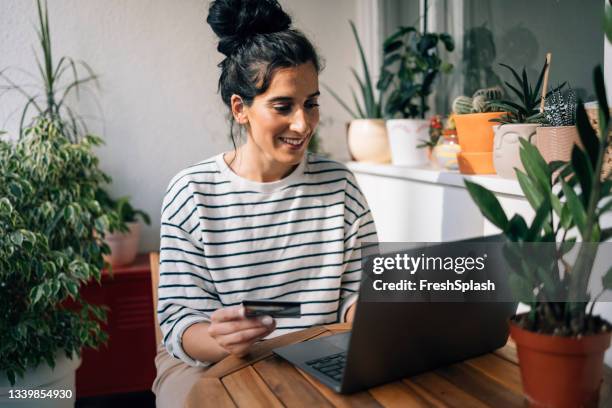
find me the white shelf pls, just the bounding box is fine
[345,161,524,197]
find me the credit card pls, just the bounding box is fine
[242,300,301,318]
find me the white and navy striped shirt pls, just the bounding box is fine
[157,152,378,366]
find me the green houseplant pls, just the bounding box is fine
[534,87,582,168]
[488,60,565,179]
[325,21,389,163]
[0,0,98,142]
[0,118,110,392]
[95,189,151,266]
[0,0,118,397]
[465,66,612,407]
[378,26,454,166]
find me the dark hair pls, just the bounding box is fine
[206,0,322,148]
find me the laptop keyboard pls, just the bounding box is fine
[305,352,346,382]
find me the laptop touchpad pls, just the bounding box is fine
[323,332,351,350]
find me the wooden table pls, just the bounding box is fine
[185,322,612,407]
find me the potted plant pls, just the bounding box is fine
[95,189,151,266]
[489,60,564,179]
[0,1,115,401]
[377,26,454,166]
[465,66,612,408]
[325,21,389,163]
[0,118,110,403]
[451,86,506,174]
[534,87,581,166]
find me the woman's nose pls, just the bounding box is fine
[289,108,311,136]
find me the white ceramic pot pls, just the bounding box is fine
[0,352,80,407]
[103,221,141,266]
[347,119,391,163]
[493,123,540,179]
[386,119,430,166]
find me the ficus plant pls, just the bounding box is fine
[0,118,112,385]
[465,66,612,336]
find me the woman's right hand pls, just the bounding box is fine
[207,305,276,358]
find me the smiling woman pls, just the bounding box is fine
[151,1,378,407]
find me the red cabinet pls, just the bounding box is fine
[76,254,157,397]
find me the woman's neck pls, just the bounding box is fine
[224,144,299,182]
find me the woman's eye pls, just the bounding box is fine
[273,105,292,113]
[306,102,320,109]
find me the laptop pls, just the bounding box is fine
[273,235,516,394]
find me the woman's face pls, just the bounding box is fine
[236,62,320,167]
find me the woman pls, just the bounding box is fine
[152,0,377,406]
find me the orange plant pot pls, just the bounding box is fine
[454,112,507,152]
[510,321,611,408]
[457,152,496,174]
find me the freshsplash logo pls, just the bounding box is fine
[371,253,488,275]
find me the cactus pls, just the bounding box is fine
[452,96,474,114]
[452,86,504,115]
[473,86,503,101]
[472,95,489,113]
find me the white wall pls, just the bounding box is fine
[0,0,357,252]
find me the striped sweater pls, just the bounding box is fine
[157,152,378,366]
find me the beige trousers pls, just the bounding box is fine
[151,343,208,408]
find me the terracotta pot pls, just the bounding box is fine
[386,118,429,166]
[534,126,581,164]
[454,112,507,152]
[457,151,496,174]
[493,123,540,179]
[510,320,611,408]
[103,222,141,266]
[347,119,391,163]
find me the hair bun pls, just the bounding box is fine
[207,0,292,56]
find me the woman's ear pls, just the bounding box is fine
[230,94,248,125]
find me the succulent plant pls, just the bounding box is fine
[489,59,565,125]
[451,86,504,114]
[473,86,503,101]
[452,96,474,114]
[543,87,577,127]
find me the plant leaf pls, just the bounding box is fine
[515,169,544,209]
[465,180,509,231]
[561,179,587,234]
[519,138,551,195]
[576,101,600,167]
[571,144,593,207]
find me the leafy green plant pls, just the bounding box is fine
[0,0,99,142]
[489,60,565,124]
[465,66,612,336]
[95,189,151,234]
[0,118,112,385]
[377,27,454,119]
[323,21,382,119]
